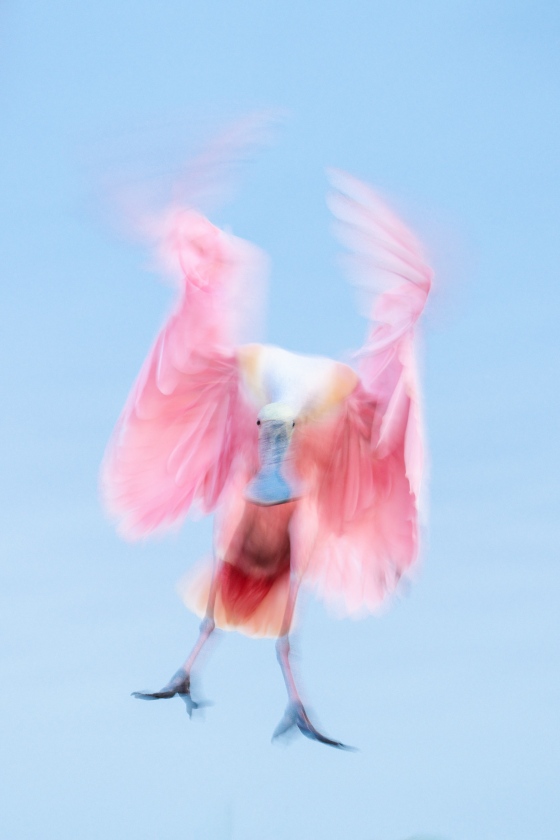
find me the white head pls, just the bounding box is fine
[257,402,297,427]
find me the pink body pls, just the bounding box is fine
[102,172,432,637]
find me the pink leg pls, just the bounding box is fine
[273,575,353,750]
[132,562,221,716]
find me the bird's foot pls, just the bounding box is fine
[272,701,355,750]
[132,669,210,718]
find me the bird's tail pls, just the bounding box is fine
[178,558,291,639]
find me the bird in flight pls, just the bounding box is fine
[101,167,432,749]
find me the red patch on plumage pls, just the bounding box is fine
[218,563,277,622]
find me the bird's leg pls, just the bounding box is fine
[272,575,353,750]
[132,561,220,716]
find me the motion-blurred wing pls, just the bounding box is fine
[297,173,432,613]
[101,209,264,538]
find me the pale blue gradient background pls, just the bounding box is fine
[1,2,559,839]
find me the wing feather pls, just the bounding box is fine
[298,173,432,614]
[101,209,263,538]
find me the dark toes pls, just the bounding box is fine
[132,668,190,701]
[273,702,355,751]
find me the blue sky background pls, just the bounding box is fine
[1,2,559,838]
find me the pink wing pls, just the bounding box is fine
[295,173,432,614]
[101,208,263,538]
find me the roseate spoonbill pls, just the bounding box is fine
[101,170,432,748]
